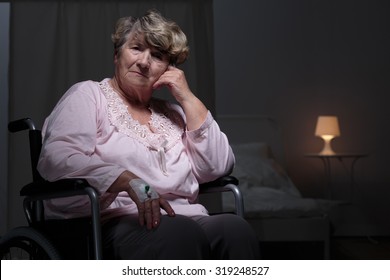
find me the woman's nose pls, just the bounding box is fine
[137,50,151,68]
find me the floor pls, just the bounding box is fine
[330,236,390,260]
[260,236,390,260]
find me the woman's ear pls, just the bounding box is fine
[113,54,118,64]
[113,49,120,63]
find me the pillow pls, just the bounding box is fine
[231,142,271,159]
[224,142,337,218]
[231,142,301,197]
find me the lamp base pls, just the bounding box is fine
[319,137,336,155]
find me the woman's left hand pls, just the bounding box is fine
[137,197,175,230]
[153,65,208,130]
[153,65,193,104]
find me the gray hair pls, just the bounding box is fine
[111,10,189,65]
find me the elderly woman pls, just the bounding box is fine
[38,10,259,259]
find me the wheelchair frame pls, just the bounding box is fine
[1,118,243,260]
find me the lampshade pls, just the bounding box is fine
[315,116,340,137]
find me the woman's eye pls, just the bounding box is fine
[152,52,163,60]
[129,44,142,52]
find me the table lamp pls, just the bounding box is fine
[315,115,340,155]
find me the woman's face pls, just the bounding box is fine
[114,31,169,100]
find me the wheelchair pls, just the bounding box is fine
[1,118,243,260]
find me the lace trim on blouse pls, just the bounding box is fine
[98,80,184,175]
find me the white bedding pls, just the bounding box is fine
[222,142,338,218]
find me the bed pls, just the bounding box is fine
[217,115,339,259]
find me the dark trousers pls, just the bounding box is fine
[102,213,259,259]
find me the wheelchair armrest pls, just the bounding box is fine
[199,175,238,189]
[199,176,244,218]
[20,178,103,259]
[20,178,93,198]
[20,179,100,213]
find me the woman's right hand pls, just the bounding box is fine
[126,186,175,230]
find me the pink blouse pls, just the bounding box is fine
[37,79,234,221]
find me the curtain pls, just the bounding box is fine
[7,0,215,230]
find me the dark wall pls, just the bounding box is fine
[1,0,389,236]
[214,0,390,235]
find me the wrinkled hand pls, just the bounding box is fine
[153,65,194,104]
[127,187,175,230]
[153,65,208,130]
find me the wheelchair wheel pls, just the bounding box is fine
[0,226,61,260]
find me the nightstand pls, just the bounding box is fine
[305,153,368,200]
